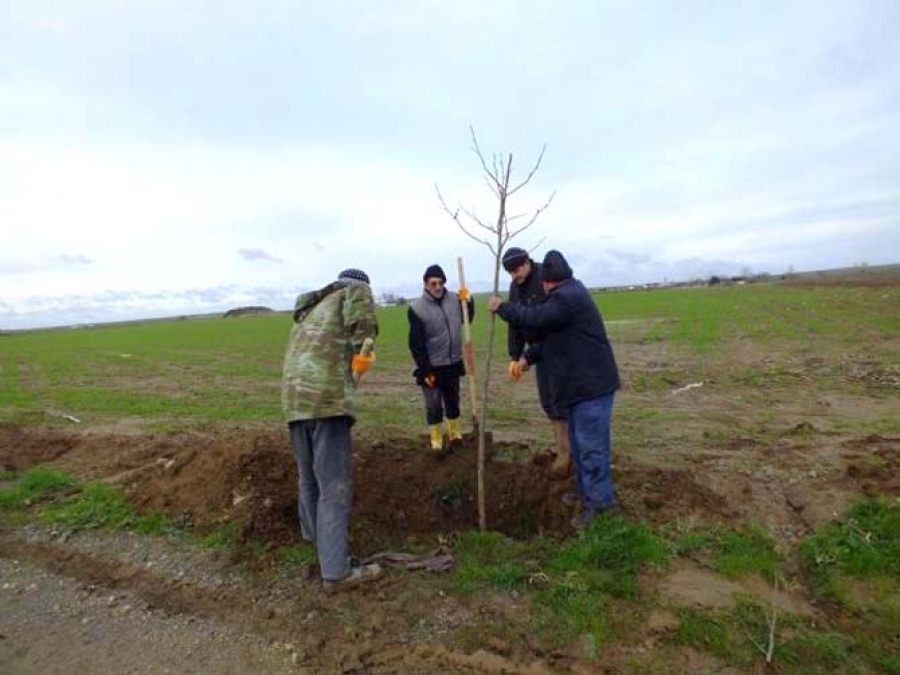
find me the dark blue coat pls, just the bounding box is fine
[497,278,619,409]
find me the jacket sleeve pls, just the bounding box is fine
[407,306,431,374]
[497,292,571,333]
[523,341,542,364]
[505,283,525,359]
[342,283,379,351]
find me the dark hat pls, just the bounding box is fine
[337,268,370,284]
[541,250,573,282]
[423,264,446,282]
[502,247,529,272]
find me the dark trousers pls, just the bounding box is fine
[568,393,616,510]
[422,376,461,425]
[288,416,353,582]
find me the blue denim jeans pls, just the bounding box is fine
[567,393,615,510]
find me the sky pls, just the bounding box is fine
[2,1,898,330]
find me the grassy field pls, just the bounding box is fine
[2,281,897,435]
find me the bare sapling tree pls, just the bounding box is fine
[436,126,554,530]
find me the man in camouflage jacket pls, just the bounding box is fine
[281,268,379,588]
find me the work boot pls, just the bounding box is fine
[549,419,571,477]
[571,509,597,529]
[446,418,463,447]
[428,424,444,452]
[321,563,383,594]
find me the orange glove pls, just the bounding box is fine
[508,360,523,382]
[352,352,376,376]
[458,287,470,302]
[424,373,437,388]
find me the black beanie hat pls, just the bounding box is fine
[337,268,370,284]
[541,250,573,282]
[423,264,446,283]
[502,247,529,272]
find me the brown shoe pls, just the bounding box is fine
[321,563,383,594]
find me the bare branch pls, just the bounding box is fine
[508,190,555,239]
[469,126,501,194]
[459,204,495,234]
[508,143,547,196]
[435,183,492,248]
[528,236,546,254]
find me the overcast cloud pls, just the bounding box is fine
[1,1,898,329]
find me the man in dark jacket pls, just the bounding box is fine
[501,247,570,477]
[488,250,620,527]
[408,264,474,451]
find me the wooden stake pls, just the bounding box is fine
[457,257,479,429]
[458,256,485,530]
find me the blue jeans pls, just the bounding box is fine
[567,393,615,510]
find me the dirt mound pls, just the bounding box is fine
[0,424,743,554]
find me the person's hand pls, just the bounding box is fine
[352,352,376,376]
[487,295,502,312]
[423,373,437,388]
[508,357,529,382]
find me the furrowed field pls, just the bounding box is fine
[1,271,898,674]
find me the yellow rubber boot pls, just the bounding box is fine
[447,418,463,446]
[550,419,571,477]
[429,424,444,451]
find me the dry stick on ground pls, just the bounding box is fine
[744,576,779,667]
[435,126,554,530]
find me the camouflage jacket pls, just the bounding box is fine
[281,280,379,423]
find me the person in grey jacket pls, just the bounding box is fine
[408,264,474,451]
[502,247,570,477]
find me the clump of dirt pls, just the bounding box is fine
[843,434,900,495]
[617,465,735,525]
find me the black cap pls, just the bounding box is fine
[502,247,529,272]
[423,264,446,283]
[337,268,370,284]
[541,250,573,282]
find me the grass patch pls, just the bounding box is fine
[198,521,241,550]
[41,481,137,529]
[0,467,76,509]
[675,602,870,673]
[452,530,529,594]
[674,608,736,661]
[451,516,669,651]
[550,513,668,598]
[667,521,782,580]
[277,543,318,570]
[801,497,900,596]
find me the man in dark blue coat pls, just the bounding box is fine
[487,250,620,527]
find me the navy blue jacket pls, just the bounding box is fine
[497,278,619,409]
